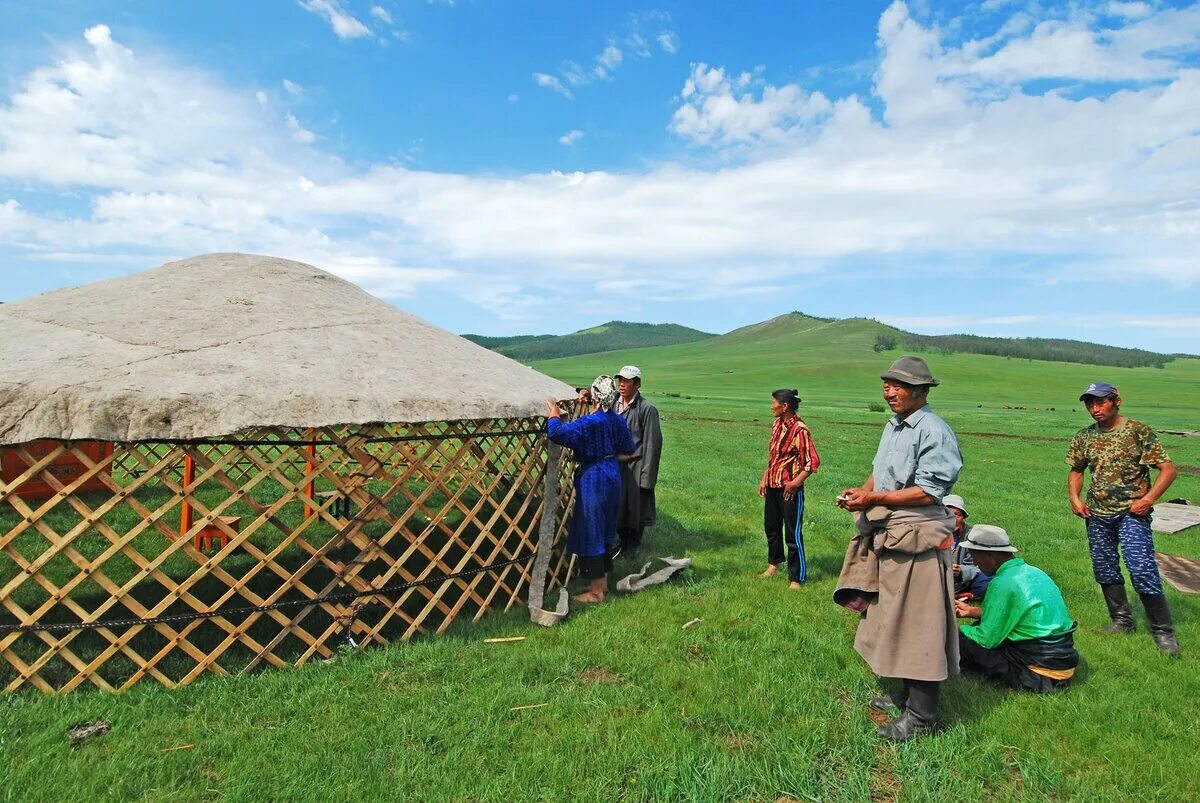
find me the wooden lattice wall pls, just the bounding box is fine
[0,418,575,693]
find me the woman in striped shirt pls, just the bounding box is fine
[758,388,819,588]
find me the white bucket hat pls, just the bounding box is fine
[942,494,968,516]
[961,524,1019,553]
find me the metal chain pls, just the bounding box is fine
[0,553,536,635]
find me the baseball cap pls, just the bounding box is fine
[1079,381,1117,401]
[961,524,1019,553]
[616,365,642,380]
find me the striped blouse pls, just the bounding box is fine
[765,415,817,488]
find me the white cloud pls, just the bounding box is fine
[558,129,584,146]
[370,6,393,24]
[298,0,372,40]
[672,63,835,148]
[255,90,269,108]
[282,78,303,95]
[1121,316,1200,330]
[560,61,589,87]
[507,93,519,103]
[1108,2,1153,20]
[534,12,677,96]
[286,113,316,143]
[2,7,1199,328]
[532,72,573,99]
[625,10,676,59]
[594,45,623,78]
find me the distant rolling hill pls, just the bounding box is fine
[531,312,1199,428]
[463,321,715,361]
[724,312,1172,369]
[470,312,1174,369]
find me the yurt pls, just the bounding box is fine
[0,254,578,692]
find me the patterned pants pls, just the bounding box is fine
[1086,512,1163,596]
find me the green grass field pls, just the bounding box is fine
[3,319,1199,801]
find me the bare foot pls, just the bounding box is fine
[789,581,802,590]
[759,565,779,578]
[572,591,605,603]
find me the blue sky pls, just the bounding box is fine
[1,1,1198,353]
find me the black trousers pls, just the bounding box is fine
[958,633,1071,693]
[763,487,804,581]
[618,489,655,551]
[576,549,614,581]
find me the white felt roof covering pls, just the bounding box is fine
[0,253,574,444]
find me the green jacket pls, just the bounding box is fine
[960,558,1074,649]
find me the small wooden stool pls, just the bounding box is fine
[195,515,241,552]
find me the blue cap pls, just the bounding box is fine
[1079,381,1118,401]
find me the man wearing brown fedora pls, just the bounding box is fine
[837,355,963,742]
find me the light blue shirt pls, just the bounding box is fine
[871,405,962,502]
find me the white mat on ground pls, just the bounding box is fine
[617,556,692,593]
[1151,503,1200,534]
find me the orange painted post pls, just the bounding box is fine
[180,454,195,539]
[304,429,316,519]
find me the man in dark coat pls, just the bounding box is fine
[614,365,663,559]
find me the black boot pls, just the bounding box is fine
[877,680,940,742]
[1100,583,1135,634]
[1140,593,1181,657]
[869,679,905,716]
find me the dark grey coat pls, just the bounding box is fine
[618,393,662,490]
[617,393,662,528]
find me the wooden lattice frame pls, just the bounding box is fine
[0,418,576,693]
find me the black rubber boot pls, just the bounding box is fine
[870,678,906,716]
[1140,593,1181,658]
[1100,583,1135,634]
[877,680,940,742]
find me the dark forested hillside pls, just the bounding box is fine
[893,332,1171,369]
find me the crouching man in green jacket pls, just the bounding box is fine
[954,525,1080,693]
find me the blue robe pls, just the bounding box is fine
[546,411,635,559]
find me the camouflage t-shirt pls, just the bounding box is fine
[1065,419,1171,517]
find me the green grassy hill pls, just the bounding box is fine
[464,321,714,361]
[537,311,1200,429]
[474,310,1176,368]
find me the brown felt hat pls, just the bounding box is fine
[880,355,940,387]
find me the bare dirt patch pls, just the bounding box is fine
[579,666,625,685]
[1177,465,1200,477]
[866,706,892,727]
[672,414,740,423]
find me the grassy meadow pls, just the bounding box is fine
[3,317,1200,801]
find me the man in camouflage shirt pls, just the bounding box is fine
[1066,382,1179,656]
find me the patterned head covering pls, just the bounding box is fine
[590,375,619,412]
